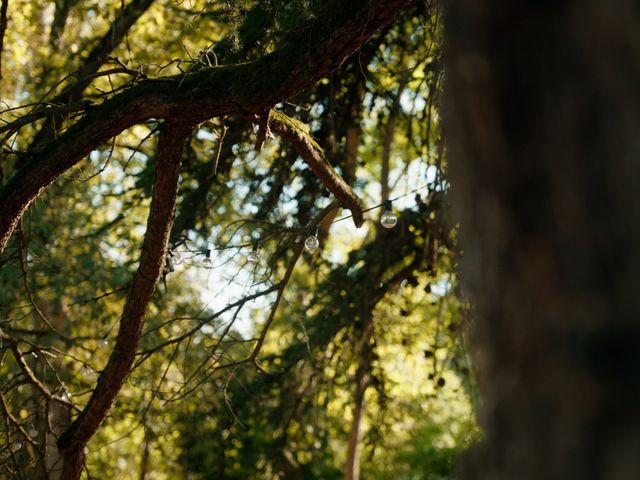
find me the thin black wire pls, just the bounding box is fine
[173,182,434,257]
[328,182,432,225]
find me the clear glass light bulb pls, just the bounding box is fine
[247,241,260,264]
[61,387,71,402]
[247,250,260,264]
[201,248,213,268]
[380,200,397,229]
[201,257,213,267]
[200,248,213,268]
[380,210,397,229]
[305,234,320,253]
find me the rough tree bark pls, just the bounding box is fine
[56,121,190,479]
[445,1,640,478]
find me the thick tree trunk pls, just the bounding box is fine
[445,1,640,479]
[49,0,75,49]
[138,423,151,480]
[44,375,71,479]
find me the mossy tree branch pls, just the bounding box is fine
[265,110,366,227]
[0,0,411,254]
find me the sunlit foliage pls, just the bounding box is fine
[0,1,477,478]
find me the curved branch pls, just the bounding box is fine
[252,242,305,365]
[0,0,411,254]
[55,121,191,478]
[266,110,365,227]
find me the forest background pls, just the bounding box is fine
[0,1,479,478]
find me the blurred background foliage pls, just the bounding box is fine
[0,0,479,478]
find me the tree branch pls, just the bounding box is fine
[0,0,411,254]
[55,120,191,478]
[30,0,156,148]
[265,110,365,227]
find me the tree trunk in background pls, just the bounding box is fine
[380,72,408,205]
[344,317,373,480]
[445,1,640,479]
[138,423,151,480]
[343,363,368,480]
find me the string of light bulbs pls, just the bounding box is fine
[168,182,434,268]
[298,197,398,259]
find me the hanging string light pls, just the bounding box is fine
[165,254,175,274]
[246,241,260,263]
[201,248,213,267]
[305,227,320,253]
[170,248,182,265]
[328,182,431,226]
[380,200,398,229]
[61,386,71,402]
[186,183,432,268]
